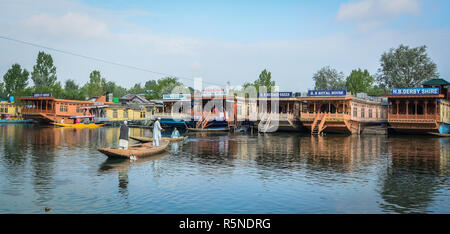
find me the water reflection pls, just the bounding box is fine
[98,152,169,200]
[0,125,449,213]
[379,136,450,213]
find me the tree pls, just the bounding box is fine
[31,51,57,93]
[104,81,127,98]
[2,64,29,97]
[84,70,106,97]
[377,44,439,89]
[0,82,6,99]
[345,69,375,95]
[142,77,184,99]
[313,66,346,90]
[244,69,276,92]
[128,83,146,95]
[63,79,85,100]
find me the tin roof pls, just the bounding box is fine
[422,78,450,86]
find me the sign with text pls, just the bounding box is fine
[258,92,293,98]
[33,93,52,97]
[308,90,346,96]
[163,94,191,100]
[392,88,439,95]
[202,88,228,97]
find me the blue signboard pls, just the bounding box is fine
[258,92,292,98]
[33,93,52,97]
[308,90,347,96]
[392,88,439,95]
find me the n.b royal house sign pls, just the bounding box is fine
[391,88,439,95]
[307,90,347,96]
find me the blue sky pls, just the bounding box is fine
[1,0,449,92]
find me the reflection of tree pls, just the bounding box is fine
[379,136,446,213]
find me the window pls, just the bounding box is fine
[369,109,373,118]
[353,107,357,117]
[113,109,118,118]
[361,107,365,118]
[123,110,128,118]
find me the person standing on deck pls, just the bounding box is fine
[153,118,163,147]
[119,121,130,149]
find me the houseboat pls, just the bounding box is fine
[385,78,450,135]
[299,90,387,135]
[0,98,33,123]
[254,92,303,132]
[85,94,157,126]
[17,93,110,124]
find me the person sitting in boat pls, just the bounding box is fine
[119,121,130,149]
[171,127,180,139]
[153,117,163,147]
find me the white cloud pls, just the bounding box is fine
[24,12,111,40]
[336,0,420,30]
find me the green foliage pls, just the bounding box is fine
[63,79,85,100]
[128,83,145,94]
[377,44,439,89]
[31,51,57,90]
[367,85,387,96]
[104,81,127,98]
[0,82,6,99]
[345,69,375,95]
[2,64,29,97]
[243,69,276,92]
[313,66,346,90]
[84,70,106,97]
[143,77,184,99]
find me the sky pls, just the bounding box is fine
[0,0,449,92]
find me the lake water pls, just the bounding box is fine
[0,125,449,214]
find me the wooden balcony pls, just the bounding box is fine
[301,112,349,121]
[388,114,439,123]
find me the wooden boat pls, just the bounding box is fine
[98,140,169,159]
[428,132,450,137]
[186,127,229,132]
[52,122,105,128]
[129,136,186,143]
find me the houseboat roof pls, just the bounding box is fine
[17,96,94,104]
[422,78,450,86]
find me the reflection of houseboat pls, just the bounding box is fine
[385,79,450,135]
[299,90,388,134]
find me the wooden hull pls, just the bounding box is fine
[53,123,105,128]
[98,141,169,159]
[186,127,229,132]
[0,119,34,124]
[130,136,185,143]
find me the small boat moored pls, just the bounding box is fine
[186,127,229,132]
[52,115,104,128]
[98,140,169,159]
[129,136,186,143]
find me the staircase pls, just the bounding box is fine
[311,113,327,135]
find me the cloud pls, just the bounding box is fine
[24,12,111,40]
[336,0,420,30]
